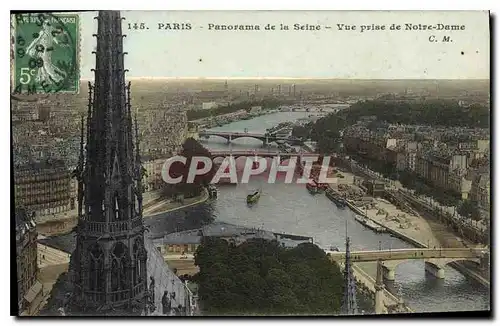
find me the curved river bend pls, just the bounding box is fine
[146,112,490,313]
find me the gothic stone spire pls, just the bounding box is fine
[71,10,148,314]
[342,236,358,315]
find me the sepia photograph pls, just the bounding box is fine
[9,9,491,317]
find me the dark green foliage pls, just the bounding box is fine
[343,99,489,128]
[169,138,217,197]
[457,199,482,221]
[397,170,460,207]
[355,160,461,207]
[186,99,287,121]
[194,237,344,315]
[308,99,489,154]
[291,124,311,140]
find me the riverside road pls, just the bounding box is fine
[145,111,489,313]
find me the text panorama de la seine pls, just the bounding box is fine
[132,22,466,32]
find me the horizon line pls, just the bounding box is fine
[79,77,490,81]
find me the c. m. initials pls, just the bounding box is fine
[428,35,453,43]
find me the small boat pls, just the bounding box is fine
[315,181,329,192]
[325,188,346,208]
[329,246,340,252]
[208,185,218,199]
[247,189,261,205]
[306,181,320,195]
[307,179,327,195]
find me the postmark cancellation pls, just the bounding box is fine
[11,13,80,95]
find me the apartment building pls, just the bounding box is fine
[14,160,76,218]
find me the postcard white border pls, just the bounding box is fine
[1,1,496,325]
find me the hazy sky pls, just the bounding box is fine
[78,11,489,79]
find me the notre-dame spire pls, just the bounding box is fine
[342,225,358,315]
[71,10,148,315]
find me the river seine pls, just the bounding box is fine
[146,111,489,313]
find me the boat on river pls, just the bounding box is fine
[306,181,320,195]
[325,188,346,208]
[306,179,327,195]
[354,214,386,233]
[329,246,340,252]
[247,189,261,205]
[208,185,218,199]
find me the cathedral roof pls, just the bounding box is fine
[39,234,192,316]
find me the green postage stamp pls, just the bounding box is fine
[11,13,80,94]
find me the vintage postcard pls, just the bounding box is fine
[11,10,490,317]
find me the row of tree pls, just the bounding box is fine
[343,99,490,128]
[163,138,217,198]
[193,237,345,315]
[457,199,482,221]
[292,99,490,153]
[346,154,484,221]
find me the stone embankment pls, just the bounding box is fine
[330,171,490,288]
[144,187,210,217]
[190,109,275,129]
[37,187,211,236]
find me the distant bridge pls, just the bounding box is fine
[327,247,489,280]
[198,130,303,145]
[208,149,320,161]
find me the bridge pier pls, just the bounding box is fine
[480,252,490,271]
[424,262,445,279]
[263,136,269,147]
[227,135,232,144]
[380,261,399,282]
[375,260,386,314]
[252,156,260,169]
[382,267,396,281]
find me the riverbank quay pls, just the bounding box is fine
[285,134,489,290]
[322,167,437,248]
[340,157,487,244]
[397,189,486,244]
[35,187,210,236]
[320,154,490,285]
[190,109,276,129]
[344,198,438,248]
[342,194,489,288]
[144,187,210,217]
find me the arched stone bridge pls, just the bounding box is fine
[199,130,303,145]
[327,247,489,280]
[208,149,320,163]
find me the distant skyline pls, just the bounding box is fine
[77,11,489,79]
[79,76,490,81]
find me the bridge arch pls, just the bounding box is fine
[212,156,228,163]
[212,155,275,170]
[329,247,488,282]
[425,257,481,269]
[228,135,267,142]
[202,134,231,142]
[380,257,482,281]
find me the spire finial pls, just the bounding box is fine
[342,228,358,315]
[78,114,84,168]
[345,220,348,243]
